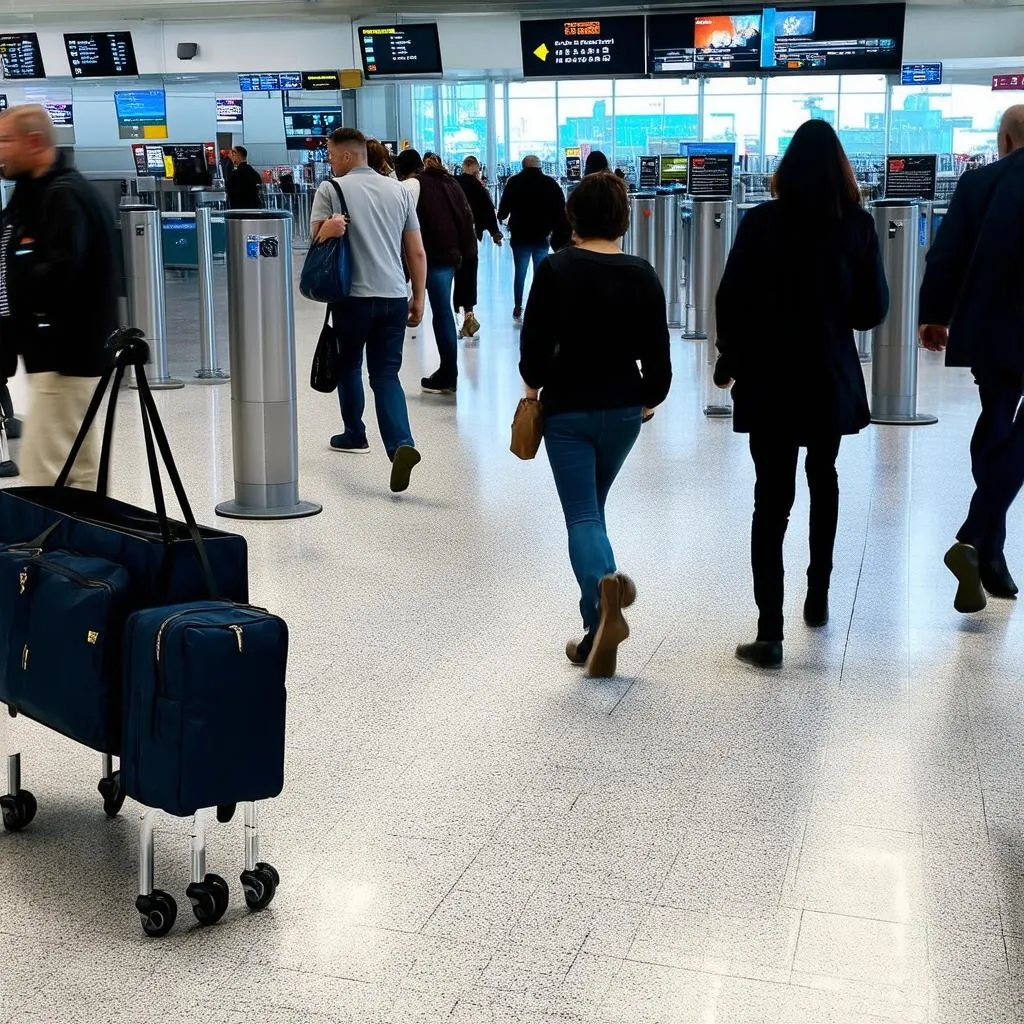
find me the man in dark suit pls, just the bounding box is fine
[225,146,263,209]
[920,105,1024,613]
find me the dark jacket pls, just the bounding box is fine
[497,167,571,250]
[520,247,672,417]
[715,200,888,439]
[0,152,117,377]
[919,147,1024,372]
[415,168,477,269]
[455,173,499,241]
[226,161,263,210]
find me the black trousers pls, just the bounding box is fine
[957,367,1024,562]
[748,433,842,642]
[453,254,479,313]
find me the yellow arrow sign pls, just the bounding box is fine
[534,43,550,61]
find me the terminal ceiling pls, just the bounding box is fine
[6,0,1024,20]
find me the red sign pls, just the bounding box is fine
[992,74,1024,91]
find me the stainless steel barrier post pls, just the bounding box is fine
[193,205,229,384]
[655,192,683,327]
[869,200,937,426]
[215,211,322,520]
[120,204,183,391]
[623,193,657,264]
[855,329,872,364]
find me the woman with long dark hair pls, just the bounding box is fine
[714,119,889,669]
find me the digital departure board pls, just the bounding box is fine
[359,25,443,78]
[216,97,243,123]
[131,143,168,177]
[902,62,941,85]
[64,32,139,78]
[301,70,341,90]
[283,108,344,150]
[521,16,647,78]
[761,4,905,74]
[0,33,45,80]
[238,72,302,92]
[114,90,167,140]
[44,102,73,128]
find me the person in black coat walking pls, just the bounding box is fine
[714,119,889,668]
[919,105,1024,613]
[454,156,502,339]
[225,146,263,210]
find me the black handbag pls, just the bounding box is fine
[299,179,353,304]
[310,308,339,394]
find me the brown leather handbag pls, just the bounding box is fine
[510,397,543,460]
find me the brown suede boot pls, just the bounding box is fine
[587,575,631,679]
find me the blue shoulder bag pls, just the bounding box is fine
[299,179,353,303]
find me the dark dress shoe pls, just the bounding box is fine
[943,542,987,613]
[735,641,783,669]
[980,558,1018,599]
[803,591,829,628]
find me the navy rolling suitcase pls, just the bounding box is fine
[121,601,288,817]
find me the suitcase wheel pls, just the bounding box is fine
[1,790,37,832]
[240,862,279,912]
[136,889,177,938]
[186,873,229,926]
[98,772,126,819]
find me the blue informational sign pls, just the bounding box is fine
[919,210,928,248]
[901,62,942,85]
[114,89,168,140]
[683,142,737,157]
[238,72,301,92]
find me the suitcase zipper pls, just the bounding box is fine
[230,625,244,652]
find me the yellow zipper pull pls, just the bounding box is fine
[230,625,243,653]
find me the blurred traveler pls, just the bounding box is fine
[366,139,395,178]
[919,105,1024,613]
[520,172,672,678]
[454,155,503,340]
[394,150,476,396]
[310,127,427,494]
[0,105,117,488]
[714,120,888,669]
[497,156,571,323]
[226,145,263,209]
[584,151,610,176]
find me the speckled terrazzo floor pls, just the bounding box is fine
[2,243,1024,1024]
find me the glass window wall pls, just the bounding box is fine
[508,81,557,170]
[440,82,487,166]
[888,83,1007,160]
[412,84,437,155]
[703,78,763,160]
[613,80,699,169]
[765,75,840,161]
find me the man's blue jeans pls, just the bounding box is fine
[512,243,550,310]
[426,265,458,383]
[332,297,415,459]
[544,407,643,630]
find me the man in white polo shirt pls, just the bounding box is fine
[311,127,427,494]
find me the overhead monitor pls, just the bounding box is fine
[0,33,45,79]
[283,108,344,150]
[520,16,646,78]
[302,70,341,90]
[44,101,73,127]
[761,4,905,74]
[165,143,213,186]
[659,155,689,186]
[114,90,167,140]
[693,13,764,73]
[238,72,302,92]
[131,143,168,177]
[359,25,443,78]
[216,97,244,123]
[64,32,139,77]
[901,62,941,85]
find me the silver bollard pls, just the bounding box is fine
[193,205,229,384]
[623,193,657,264]
[655,192,683,327]
[120,204,183,391]
[215,210,322,521]
[869,200,937,426]
[855,329,872,364]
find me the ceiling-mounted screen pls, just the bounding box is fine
[694,13,763,72]
[44,101,73,127]
[359,25,443,78]
[761,4,905,74]
[901,62,941,85]
[238,72,301,92]
[302,71,341,90]
[114,90,167,140]
[216,97,243,123]
[520,16,646,78]
[0,33,45,79]
[64,32,139,77]
[283,108,344,150]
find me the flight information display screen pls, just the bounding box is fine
[0,33,45,79]
[283,108,344,150]
[216,97,243,123]
[238,72,302,92]
[301,71,341,90]
[359,25,443,77]
[901,62,941,85]
[694,13,763,72]
[521,17,646,78]
[761,4,905,74]
[114,90,167,140]
[64,32,139,77]
[131,143,168,177]
[44,101,73,127]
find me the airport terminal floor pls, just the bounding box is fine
[4,244,1024,1024]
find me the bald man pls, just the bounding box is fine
[919,105,1024,612]
[0,105,116,487]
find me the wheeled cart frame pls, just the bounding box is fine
[1,710,279,938]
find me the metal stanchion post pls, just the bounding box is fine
[215,210,322,521]
[120,204,183,391]
[869,200,937,426]
[193,205,229,385]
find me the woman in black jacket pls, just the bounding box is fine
[454,156,503,339]
[714,119,889,669]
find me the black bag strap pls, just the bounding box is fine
[327,178,349,218]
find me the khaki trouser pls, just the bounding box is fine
[19,372,101,489]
